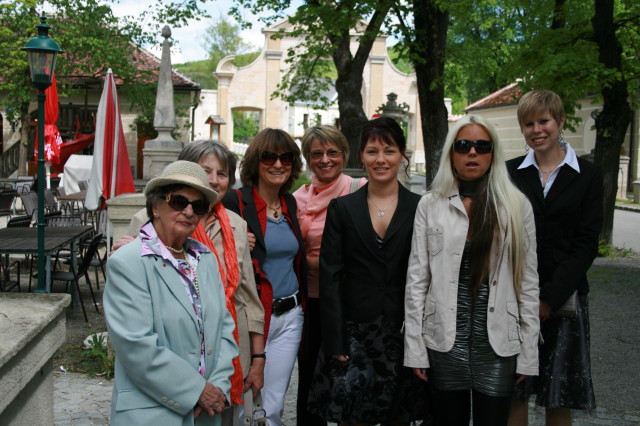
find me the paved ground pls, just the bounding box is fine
[612,208,640,252]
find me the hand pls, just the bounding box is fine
[111,235,135,253]
[247,232,256,252]
[197,382,227,417]
[539,300,552,322]
[515,374,528,384]
[332,354,349,362]
[243,358,265,397]
[412,368,428,382]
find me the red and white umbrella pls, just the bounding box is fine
[85,68,135,211]
[34,73,62,166]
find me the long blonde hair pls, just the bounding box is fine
[431,114,529,295]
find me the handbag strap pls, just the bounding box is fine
[243,390,266,426]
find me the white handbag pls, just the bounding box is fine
[242,390,266,426]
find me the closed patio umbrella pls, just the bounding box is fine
[85,68,135,211]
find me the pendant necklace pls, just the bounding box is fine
[267,203,281,218]
[369,193,398,217]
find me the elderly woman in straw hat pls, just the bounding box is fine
[104,160,238,426]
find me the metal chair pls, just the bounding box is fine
[0,259,21,292]
[48,233,103,322]
[0,190,17,218]
[6,215,32,228]
[44,188,58,212]
[18,192,38,220]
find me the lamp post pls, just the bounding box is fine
[22,12,63,293]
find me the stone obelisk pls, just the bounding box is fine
[142,25,183,179]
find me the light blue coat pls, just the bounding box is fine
[104,236,238,426]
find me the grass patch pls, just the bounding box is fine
[81,334,115,379]
[598,240,637,258]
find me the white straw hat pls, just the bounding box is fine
[144,160,218,205]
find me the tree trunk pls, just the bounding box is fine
[411,0,450,186]
[592,0,632,244]
[328,4,391,169]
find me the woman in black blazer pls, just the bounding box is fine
[222,128,307,426]
[507,90,603,426]
[308,117,429,425]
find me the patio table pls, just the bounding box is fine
[0,225,94,292]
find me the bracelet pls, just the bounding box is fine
[251,353,266,359]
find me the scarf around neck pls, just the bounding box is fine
[298,173,350,238]
[192,202,243,405]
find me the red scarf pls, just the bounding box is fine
[192,203,243,405]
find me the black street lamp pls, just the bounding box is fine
[22,12,63,293]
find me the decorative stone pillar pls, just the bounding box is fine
[106,193,146,242]
[0,294,70,424]
[618,155,630,199]
[143,25,183,179]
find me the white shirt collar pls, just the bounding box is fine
[517,140,581,173]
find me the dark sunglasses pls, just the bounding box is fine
[165,194,210,215]
[259,151,295,166]
[452,139,493,154]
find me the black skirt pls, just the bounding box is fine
[307,316,431,424]
[513,294,596,409]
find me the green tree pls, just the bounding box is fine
[232,110,259,143]
[499,0,640,243]
[230,0,394,168]
[203,16,254,87]
[1,0,216,173]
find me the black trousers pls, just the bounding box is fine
[297,298,327,426]
[430,386,512,426]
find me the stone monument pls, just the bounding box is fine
[142,25,183,179]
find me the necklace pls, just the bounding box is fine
[267,202,281,218]
[165,244,185,254]
[369,193,398,217]
[184,254,200,295]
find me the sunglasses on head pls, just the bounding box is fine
[165,194,210,215]
[259,151,295,166]
[452,139,493,154]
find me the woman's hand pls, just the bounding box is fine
[195,382,227,418]
[247,232,256,252]
[243,357,265,397]
[332,355,349,362]
[412,368,429,382]
[515,374,528,384]
[539,300,552,322]
[111,235,135,253]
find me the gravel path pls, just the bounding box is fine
[53,255,640,425]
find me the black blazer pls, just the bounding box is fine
[507,156,603,311]
[222,186,308,298]
[319,183,421,356]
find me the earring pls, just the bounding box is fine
[524,143,530,153]
[559,129,566,143]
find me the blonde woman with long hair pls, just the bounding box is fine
[404,115,540,426]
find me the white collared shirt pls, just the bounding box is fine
[518,141,581,197]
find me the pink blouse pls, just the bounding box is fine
[293,173,365,298]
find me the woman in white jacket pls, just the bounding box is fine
[404,114,540,426]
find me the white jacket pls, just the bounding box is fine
[403,191,540,376]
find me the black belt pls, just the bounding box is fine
[272,293,301,316]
